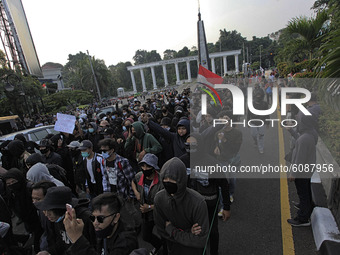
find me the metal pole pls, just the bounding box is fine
[87,50,102,102]
[220,37,222,76]
[260,45,263,69]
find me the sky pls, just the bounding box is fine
[18,0,316,67]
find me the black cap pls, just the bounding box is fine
[34,186,78,211]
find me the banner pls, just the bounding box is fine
[54,113,76,134]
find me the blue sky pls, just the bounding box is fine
[19,0,316,66]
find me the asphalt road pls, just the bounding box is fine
[217,113,316,255]
[136,84,317,255]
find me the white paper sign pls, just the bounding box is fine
[54,113,76,134]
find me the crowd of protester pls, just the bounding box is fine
[0,74,321,254]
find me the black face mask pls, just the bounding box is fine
[162,109,167,113]
[95,216,116,239]
[163,181,178,195]
[140,110,145,113]
[142,169,154,178]
[40,148,49,155]
[7,182,22,193]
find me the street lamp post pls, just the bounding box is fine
[259,45,263,70]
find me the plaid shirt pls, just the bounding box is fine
[104,153,135,199]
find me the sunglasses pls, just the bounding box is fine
[89,213,115,223]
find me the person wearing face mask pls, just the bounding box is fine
[124,121,162,164]
[3,168,43,254]
[39,139,63,167]
[77,140,109,198]
[131,154,163,254]
[98,138,141,232]
[35,186,96,255]
[31,181,57,251]
[64,193,138,255]
[180,133,231,255]
[161,106,173,120]
[98,138,135,199]
[153,158,209,255]
[101,128,126,158]
[67,141,82,190]
[6,139,31,174]
[122,118,134,139]
[85,122,102,153]
[144,115,189,158]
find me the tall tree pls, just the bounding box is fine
[286,11,329,60]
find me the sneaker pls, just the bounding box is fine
[230,195,234,203]
[287,218,310,227]
[218,209,223,217]
[259,149,264,154]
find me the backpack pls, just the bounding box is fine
[46,164,72,188]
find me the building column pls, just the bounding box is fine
[223,56,227,75]
[234,54,239,73]
[175,63,180,84]
[130,70,137,93]
[140,69,147,92]
[162,65,169,86]
[151,66,157,90]
[186,61,192,82]
[211,58,216,73]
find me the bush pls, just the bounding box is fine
[319,103,340,164]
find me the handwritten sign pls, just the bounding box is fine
[54,113,76,134]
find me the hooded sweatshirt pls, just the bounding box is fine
[148,118,190,158]
[27,162,64,186]
[125,121,162,159]
[291,115,318,178]
[153,158,209,255]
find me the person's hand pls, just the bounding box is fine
[222,210,231,222]
[165,221,171,227]
[127,127,133,138]
[140,203,151,213]
[63,208,84,243]
[117,138,123,144]
[138,150,146,162]
[135,191,141,201]
[191,223,201,235]
[214,147,220,156]
[37,251,51,255]
[57,139,63,147]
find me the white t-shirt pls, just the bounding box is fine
[87,158,96,183]
[106,161,117,185]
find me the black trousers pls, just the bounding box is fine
[141,220,162,250]
[295,178,313,222]
[207,200,220,255]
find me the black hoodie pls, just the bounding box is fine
[153,158,209,255]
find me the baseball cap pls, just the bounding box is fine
[67,141,81,149]
[78,140,93,150]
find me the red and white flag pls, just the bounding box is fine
[197,65,224,106]
[197,65,224,87]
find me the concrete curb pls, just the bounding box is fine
[310,137,340,254]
